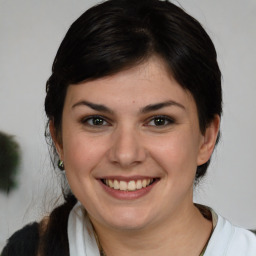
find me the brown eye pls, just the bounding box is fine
[92,117,104,125]
[147,116,174,127]
[83,116,109,126]
[154,117,166,126]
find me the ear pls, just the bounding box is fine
[49,120,64,160]
[197,115,220,166]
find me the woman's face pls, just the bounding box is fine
[55,57,217,230]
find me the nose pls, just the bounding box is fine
[108,126,147,168]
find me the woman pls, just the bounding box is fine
[2,0,256,255]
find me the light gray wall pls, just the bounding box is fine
[0,0,255,250]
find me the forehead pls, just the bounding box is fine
[65,57,196,112]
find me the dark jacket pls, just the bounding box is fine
[1,222,39,256]
[1,196,76,256]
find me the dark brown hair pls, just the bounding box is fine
[45,0,222,180]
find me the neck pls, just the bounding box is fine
[91,203,212,256]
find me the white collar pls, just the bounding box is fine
[68,203,256,255]
[68,202,100,256]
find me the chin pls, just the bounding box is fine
[100,207,153,231]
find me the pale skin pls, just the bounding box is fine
[51,56,220,256]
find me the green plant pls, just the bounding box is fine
[0,131,20,193]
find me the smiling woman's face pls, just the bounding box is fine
[53,57,218,231]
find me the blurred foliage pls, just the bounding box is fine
[0,131,21,193]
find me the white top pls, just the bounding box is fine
[204,211,256,255]
[68,202,100,256]
[68,202,256,256]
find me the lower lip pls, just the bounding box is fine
[99,180,158,200]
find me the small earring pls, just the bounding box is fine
[58,160,65,171]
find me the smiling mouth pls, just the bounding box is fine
[101,178,157,192]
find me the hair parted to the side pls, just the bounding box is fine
[45,0,222,202]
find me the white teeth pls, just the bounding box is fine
[128,181,136,191]
[109,180,114,188]
[114,180,119,190]
[136,180,142,189]
[120,181,127,191]
[104,178,154,191]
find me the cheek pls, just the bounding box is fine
[148,130,200,175]
[61,133,109,207]
[62,132,108,175]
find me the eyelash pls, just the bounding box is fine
[81,115,110,127]
[81,115,175,127]
[145,115,175,127]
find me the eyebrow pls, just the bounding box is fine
[72,100,185,114]
[140,100,185,113]
[72,100,114,114]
